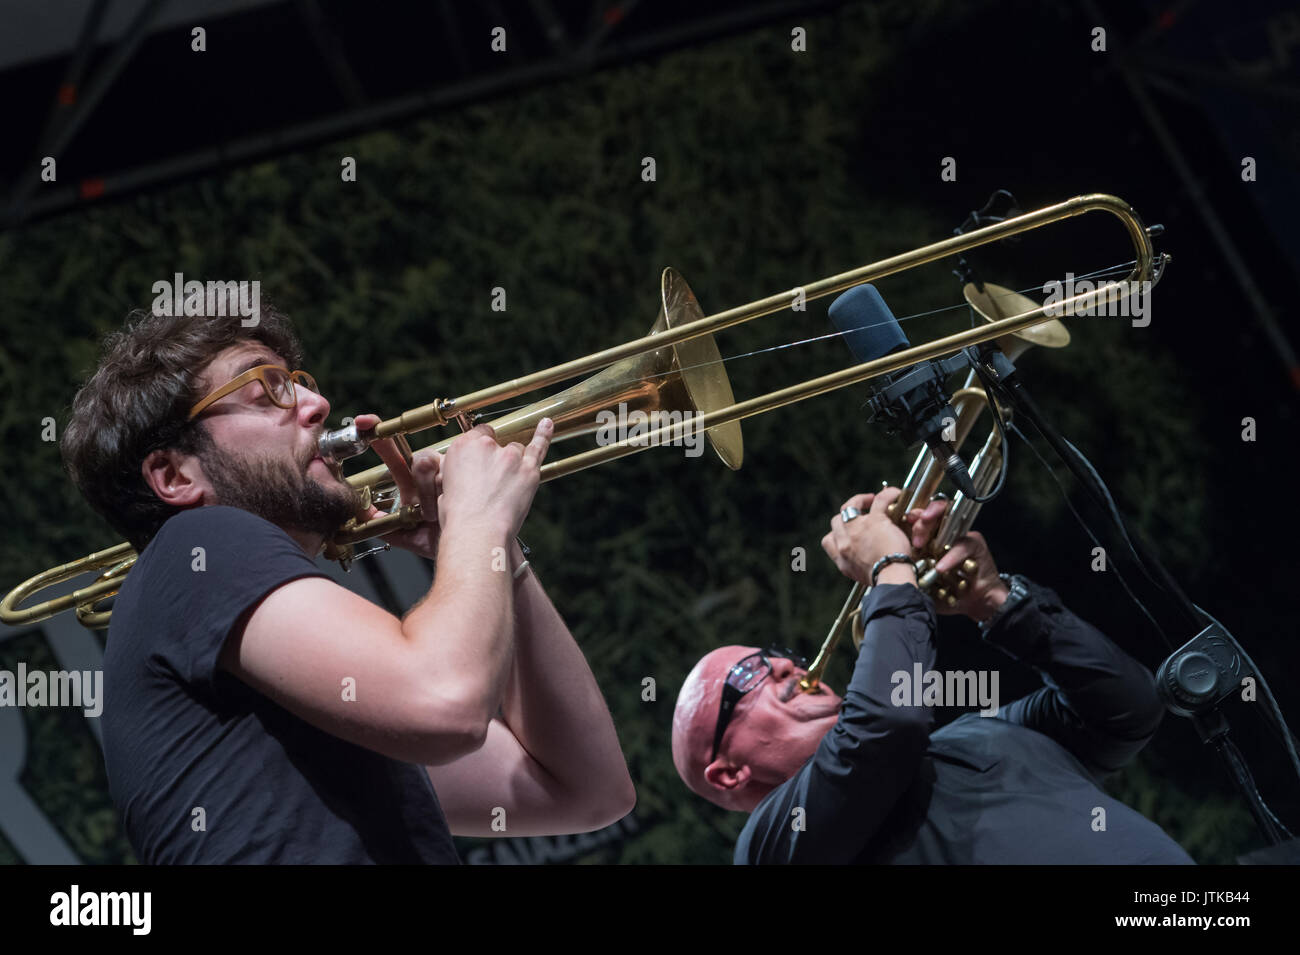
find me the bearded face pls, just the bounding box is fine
[199,440,361,539]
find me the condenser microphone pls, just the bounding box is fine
[828,284,977,499]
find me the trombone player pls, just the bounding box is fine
[672,487,1194,864]
[59,301,634,863]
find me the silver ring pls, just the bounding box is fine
[840,506,861,523]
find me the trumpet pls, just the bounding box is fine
[798,280,1071,693]
[1,193,1166,630]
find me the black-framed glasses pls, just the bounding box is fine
[709,645,808,762]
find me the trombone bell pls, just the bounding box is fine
[464,268,743,469]
[329,268,744,550]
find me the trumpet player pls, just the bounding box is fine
[60,304,634,863]
[672,486,1192,864]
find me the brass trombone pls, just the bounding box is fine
[0,194,1166,630]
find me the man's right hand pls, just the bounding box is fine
[226,417,554,770]
[821,487,916,586]
[438,419,554,539]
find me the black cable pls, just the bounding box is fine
[998,375,1203,635]
[1059,431,1203,630]
[1194,602,1300,789]
[995,373,1300,838]
[951,189,1021,286]
[1006,419,1174,652]
[1057,433,1173,599]
[959,303,1174,646]
[1213,735,1292,841]
[962,358,1011,504]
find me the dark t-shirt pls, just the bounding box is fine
[735,581,1195,864]
[102,505,460,864]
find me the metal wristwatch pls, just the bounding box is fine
[978,573,1029,634]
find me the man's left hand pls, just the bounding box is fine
[353,413,442,561]
[930,530,1008,621]
[905,501,1007,621]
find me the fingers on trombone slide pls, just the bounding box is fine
[371,433,425,506]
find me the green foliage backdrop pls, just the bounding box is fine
[0,1,1266,863]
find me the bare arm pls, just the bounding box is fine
[428,542,635,836]
[219,520,513,765]
[219,422,552,766]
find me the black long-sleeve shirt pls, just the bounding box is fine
[734,579,1194,864]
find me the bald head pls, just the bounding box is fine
[672,646,750,807]
[672,646,844,812]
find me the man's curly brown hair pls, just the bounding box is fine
[61,303,304,551]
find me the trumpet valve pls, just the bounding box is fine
[961,558,978,576]
[934,583,959,607]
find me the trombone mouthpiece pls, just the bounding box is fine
[318,423,373,464]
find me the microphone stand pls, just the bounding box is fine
[971,339,1299,858]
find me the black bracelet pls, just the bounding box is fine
[870,553,915,587]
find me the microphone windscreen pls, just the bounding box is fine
[827,284,909,364]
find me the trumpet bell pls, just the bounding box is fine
[963,282,1071,360]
